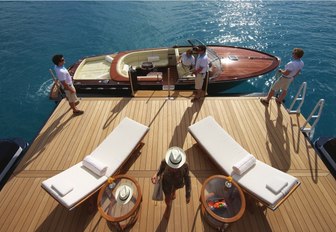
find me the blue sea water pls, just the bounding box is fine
[0,1,335,143]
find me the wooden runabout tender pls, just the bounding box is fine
[50,39,280,98]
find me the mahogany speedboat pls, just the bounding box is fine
[50,39,280,98]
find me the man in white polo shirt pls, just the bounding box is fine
[261,48,304,105]
[192,45,208,101]
[52,54,84,115]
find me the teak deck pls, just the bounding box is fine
[1,94,336,232]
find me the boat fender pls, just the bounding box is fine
[105,55,113,63]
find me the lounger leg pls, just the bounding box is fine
[246,194,267,214]
[246,194,258,213]
[88,192,99,213]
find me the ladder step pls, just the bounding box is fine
[301,127,311,132]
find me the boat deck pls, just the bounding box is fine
[1,94,336,232]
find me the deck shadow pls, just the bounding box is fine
[168,98,204,148]
[290,114,319,183]
[103,98,131,129]
[264,103,291,171]
[35,199,96,232]
[14,109,72,174]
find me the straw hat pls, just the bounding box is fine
[165,147,186,169]
[115,184,133,205]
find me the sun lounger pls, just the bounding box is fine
[41,117,149,210]
[188,116,300,211]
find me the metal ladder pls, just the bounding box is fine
[301,99,325,139]
[288,82,325,139]
[287,82,307,114]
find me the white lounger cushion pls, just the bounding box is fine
[234,160,297,206]
[188,116,299,208]
[42,162,107,208]
[42,117,149,209]
[89,117,149,177]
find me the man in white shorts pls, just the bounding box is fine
[261,48,304,105]
[192,45,208,101]
[52,54,84,115]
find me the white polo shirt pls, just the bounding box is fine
[181,52,195,67]
[54,65,73,85]
[284,59,304,78]
[195,53,208,75]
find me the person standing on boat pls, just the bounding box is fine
[177,49,195,76]
[192,45,208,101]
[151,147,191,219]
[52,54,84,115]
[261,48,304,105]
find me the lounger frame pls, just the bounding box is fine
[41,117,148,210]
[188,116,300,211]
[194,138,300,211]
[42,142,145,210]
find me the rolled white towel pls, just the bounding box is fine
[232,154,256,175]
[51,180,73,197]
[105,55,113,63]
[83,155,107,177]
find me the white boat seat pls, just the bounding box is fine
[41,117,149,210]
[117,49,169,77]
[188,116,300,210]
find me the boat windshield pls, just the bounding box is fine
[187,39,222,79]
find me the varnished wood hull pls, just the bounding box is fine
[64,44,279,96]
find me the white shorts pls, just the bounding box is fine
[64,85,78,103]
[271,76,293,91]
[195,73,205,90]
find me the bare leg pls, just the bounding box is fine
[266,89,275,102]
[192,89,201,101]
[172,190,176,200]
[196,89,202,99]
[69,102,84,115]
[261,89,275,105]
[69,102,77,112]
[277,90,287,103]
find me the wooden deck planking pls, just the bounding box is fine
[1,96,336,232]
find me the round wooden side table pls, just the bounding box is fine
[97,175,142,231]
[200,175,246,231]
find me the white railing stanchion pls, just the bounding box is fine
[287,82,307,114]
[301,99,325,139]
